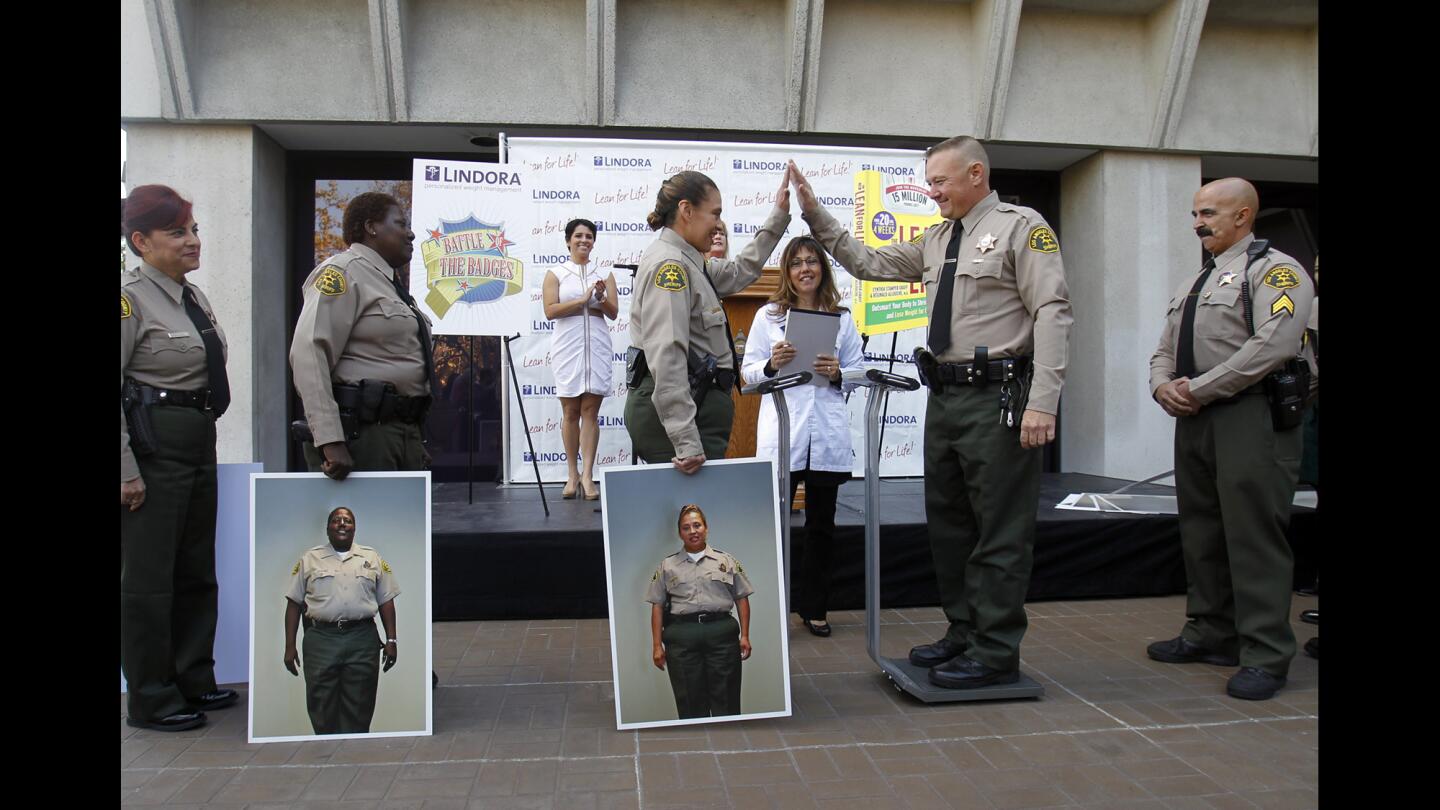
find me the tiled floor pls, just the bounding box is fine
[121,595,1319,808]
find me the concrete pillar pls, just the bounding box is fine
[1059,150,1201,481]
[123,123,289,470]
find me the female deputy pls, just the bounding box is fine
[646,504,754,719]
[121,184,238,731]
[290,192,434,480]
[740,236,863,637]
[625,171,791,473]
[542,218,619,500]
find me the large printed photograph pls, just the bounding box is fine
[600,458,792,730]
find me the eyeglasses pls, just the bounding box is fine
[788,257,822,268]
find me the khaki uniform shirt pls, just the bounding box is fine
[289,243,433,446]
[120,263,228,481]
[630,206,790,457]
[1149,234,1315,406]
[804,192,1073,414]
[645,547,755,614]
[286,543,400,623]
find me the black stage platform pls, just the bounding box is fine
[432,473,1318,620]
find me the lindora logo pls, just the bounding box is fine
[425,166,520,185]
[860,164,913,177]
[597,415,626,428]
[732,223,762,235]
[419,215,525,318]
[595,221,650,233]
[883,415,918,425]
[521,384,557,397]
[532,320,556,332]
[818,196,854,207]
[532,189,580,202]
[532,254,570,264]
[592,155,652,169]
[732,159,787,172]
[523,451,568,462]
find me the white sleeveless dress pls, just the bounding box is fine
[549,261,613,397]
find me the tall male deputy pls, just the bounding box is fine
[788,138,1073,688]
[1147,178,1315,701]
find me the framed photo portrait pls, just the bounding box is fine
[248,472,432,743]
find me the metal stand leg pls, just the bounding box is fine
[742,372,811,618]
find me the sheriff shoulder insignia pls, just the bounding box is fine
[651,570,659,582]
[292,560,301,575]
[121,294,132,319]
[1263,266,1301,291]
[315,266,348,296]
[381,559,392,573]
[654,262,688,292]
[1027,226,1059,253]
[909,227,928,244]
[719,562,727,573]
[1271,294,1295,317]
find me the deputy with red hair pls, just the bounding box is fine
[121,184,238,731]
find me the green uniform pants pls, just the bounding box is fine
[120,406,220,722]
[1175,393,1301,677]
[661,614,741,719]
[303,420,426,472]
[923,385,1041,672]
[302,621,382,734]
[624,373,734,463]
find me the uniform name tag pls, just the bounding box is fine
[167,331,191,339]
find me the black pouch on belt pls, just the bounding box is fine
[356,378,390,422]
[687,349,718,408]
[1262,358,1308,431]
[626,347,649,388]
[998,360,1034,430]
[913,346,943,393]
[121,378,159,458]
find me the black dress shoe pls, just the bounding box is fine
[1300,609,1319,625]
[1303,637,1319,659]
[192,688,239,711]
[928,655,1020,689]
[1227,667,1286,700]
[126,711,207,732]
[908,637,966,668]
[803,619,832,637]
[1146,636,1238,667]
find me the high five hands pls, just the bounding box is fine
[784,161,819,216]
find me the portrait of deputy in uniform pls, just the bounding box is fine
[290,192,436,481]
[740,235,864,638]
[624,170,792,475]
[646,504,754,719]
[121,184,239,732]
[789,137,1073,689]
[283,507,401,734]
[542,218,619,501]
[1147,178,1316,701]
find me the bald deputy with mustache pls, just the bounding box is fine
[1146,177,1316,702]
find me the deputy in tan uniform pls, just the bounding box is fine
[646,504,754,719]
[788,138,1073,689]
[290,191,434,480]
[283,507,401,734]
[624,170,791,474]
[1147,178,1315,701]
[121,184,238,732]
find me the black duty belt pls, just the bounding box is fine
[931,356,1031,387]
[668,611,732,624]
[333,383,432,424]
[303,615,375,631]
[133,383,215,411]
[1209,383,1267,404]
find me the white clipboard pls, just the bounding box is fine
[781,308,842,387]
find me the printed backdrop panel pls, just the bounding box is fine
[418,138,931,482]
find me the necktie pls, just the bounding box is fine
[926,222,965,356]
[1175,257,1217,379]
[182,286,230,417]
[391,272,437,398]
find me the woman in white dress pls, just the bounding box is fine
[740,235,863,636]
[542,219,619,499]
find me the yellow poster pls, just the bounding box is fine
[419,215,525,319]
[849,170,943,336]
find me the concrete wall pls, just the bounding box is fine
[124,124,260,467]
[1059,150,1201,480]
[250,131,290,471]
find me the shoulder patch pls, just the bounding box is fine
[291,560,301,576]
[315,266,348,296]
[120,294,132,319]
[1263,266,1301,291]
[909,227,929,244]
[654,261,688,292]
[651,569,659,582]
[1271,294,1295,317]
[1027,226,1059,254]
[381,558,392,574]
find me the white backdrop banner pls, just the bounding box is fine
[416,137,933,482]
